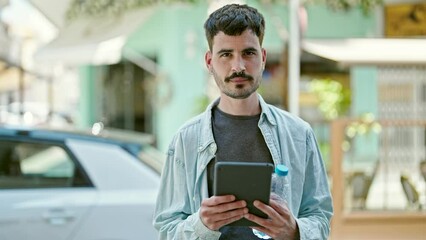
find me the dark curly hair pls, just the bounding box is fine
[204,4,265,50]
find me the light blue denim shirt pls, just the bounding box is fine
[153,94,333,240]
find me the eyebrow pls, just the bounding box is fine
[216,47,259,55]
[242,47,258,53]
[216,49,233,55]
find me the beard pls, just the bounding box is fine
[212,69,262,99]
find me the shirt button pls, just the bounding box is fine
[209,143,217,153]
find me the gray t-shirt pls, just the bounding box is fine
[207,106,273,239]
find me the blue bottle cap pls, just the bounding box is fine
[275,164,288,176]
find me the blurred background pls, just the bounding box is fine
[0,0,425,239]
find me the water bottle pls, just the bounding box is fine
[271,164,289,201]
[253,164,289,239]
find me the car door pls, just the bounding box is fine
[0,141,97,240]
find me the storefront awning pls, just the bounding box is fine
[29,0,71,28]
[33,7,155,66]
[302,38,426,66]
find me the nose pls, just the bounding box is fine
[231,55,246,73]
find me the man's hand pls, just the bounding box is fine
[244,195,299,240]
[199,195,248,231]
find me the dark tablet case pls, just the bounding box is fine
[213,162,274,226]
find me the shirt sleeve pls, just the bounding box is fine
[296,129,334,240]
[152,134,221,240]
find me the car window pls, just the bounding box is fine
[0,141,91,189]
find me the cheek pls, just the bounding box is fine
[213,61,230,73]
[245,61,261,72]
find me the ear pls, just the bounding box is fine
[261,48,267,69]
[205,50,212,72]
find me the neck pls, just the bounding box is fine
[217,93,261,116]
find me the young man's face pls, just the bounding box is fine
[205,29,266,99]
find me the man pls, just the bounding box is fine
[153,3,333,240]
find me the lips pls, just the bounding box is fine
[230,77,249,83]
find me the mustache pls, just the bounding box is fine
[225,71,253,82]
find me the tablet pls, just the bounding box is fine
[214,162,274,226]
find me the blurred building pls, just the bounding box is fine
[0,0,66,127]
[1,0,426,239]
[26,0,379,149]
[299,2,426,239]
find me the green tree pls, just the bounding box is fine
[307,0,383,16]
[309,79,351,120]
[66,0,383,21]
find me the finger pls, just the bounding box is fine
[269,198,290,217]
[205,199,247,215]
[244,212,273,228]
[203,195,236,207]
[246,213,285,239]
[202,207,248,230]
[210,213,246,230]
[253,200,282,220]
[222,200,246,212]
[222,207,249,221]
[211,207,249,222]
[200,200,248,225]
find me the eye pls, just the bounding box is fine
[243,51,256,56]
[220,52,231,58]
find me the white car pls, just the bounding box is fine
[0,126,161,240]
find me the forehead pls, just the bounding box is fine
[211,30,261,53]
